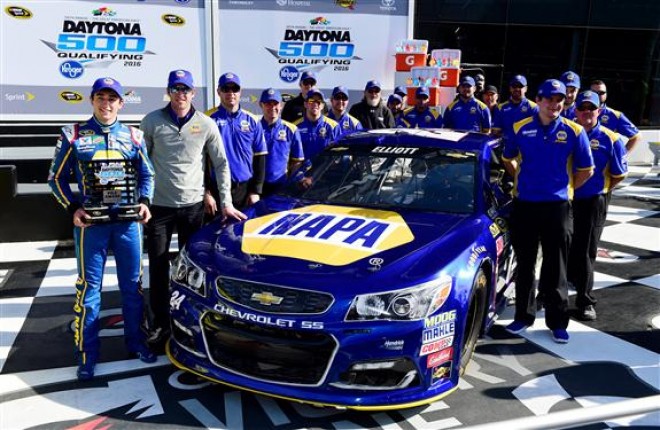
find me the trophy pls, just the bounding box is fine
[82,159,142,224]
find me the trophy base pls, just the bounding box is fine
[84,206,111,224]
[116,204,143,222]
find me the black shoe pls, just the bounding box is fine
[77,359,96,381]
[147,327,171,354]
[578,305,597,321]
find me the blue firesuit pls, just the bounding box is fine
[48,117,155,363]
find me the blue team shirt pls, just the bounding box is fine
[207,105,267,183]
[493,98,538,134]
[327,111,363,137]
[561,104,577,121]
[598,105,640,139]
[293,115,341,161]
[397,107,443,129]
[443,97,491,132]
[575,124,627,199]
[503,115,594,202]
[261,117,304,184]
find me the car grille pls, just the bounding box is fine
[216,277,334,314]
[201,312,337,385]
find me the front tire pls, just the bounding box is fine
[459,268,488,375]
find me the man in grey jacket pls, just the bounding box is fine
[140,69,245,352]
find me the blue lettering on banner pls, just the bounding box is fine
[59,61,84,79]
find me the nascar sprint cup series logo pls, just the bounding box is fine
[43,6,154,74]
[268,17,362,83]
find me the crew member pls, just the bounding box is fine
[590,79,642,153]
[327,86,363,137]
[481,85,499,115]
[568,91,628,321]
[294,88,340,161]
[141,70,245,353]
[49,77,157,380]
[207,72,268,208]
[387,94,405,121]
[492,75,538,136]
[259,88,305,196]
[282,71,317,123]
[560,71,581,120]
[397,86,443,129]
[502,79,594,344]
[349,80,396,130]
[443,76,491,132]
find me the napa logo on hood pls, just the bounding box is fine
[242,205,414,266]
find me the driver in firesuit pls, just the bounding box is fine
[48,77,157,381]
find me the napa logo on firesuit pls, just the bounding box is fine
[242,205,414,265]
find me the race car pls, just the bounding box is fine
[166,128,516,410]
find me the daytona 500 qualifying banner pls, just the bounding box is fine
[216,0,411,110]
[1,0,209,120]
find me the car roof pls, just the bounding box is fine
[336,128,499,153]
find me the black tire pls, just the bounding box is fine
[459,268,488,375]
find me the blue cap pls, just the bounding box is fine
[91,77,123,98]
[575,90,600,108]
[394,86,407,97]
[218,72,241,88]
[387,94,403,105]
[365,80,381,91]
[305,87,325,101]
[300,71,317,83]
[509,75,527,87]
[537,79,567,98]
[560,71,581,89]
[460,76,475,87]
[416,86,430,98]
[168,69,194,89]
[260,88,282,103]
[332,86,349,98]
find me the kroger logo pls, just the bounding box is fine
[279,66,300,83]
[60,61,84,79]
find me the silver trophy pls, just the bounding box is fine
[82,159,141,224]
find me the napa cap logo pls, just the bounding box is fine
[5,5,32,18]
[242,205,414,266]
[590,139,600,149]
[162,14,185,26]
[555,130,568,143]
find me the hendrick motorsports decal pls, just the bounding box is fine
[242,205,414,266]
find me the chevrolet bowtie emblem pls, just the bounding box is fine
[251,291,283,306]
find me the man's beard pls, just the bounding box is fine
[366,97,380,107]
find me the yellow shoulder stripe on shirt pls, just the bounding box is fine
[447,100,458,110]
[204,106,218,116]
[292,117,304,126]
[324,116,339,128]
[512,116,534,134]
[560,117,584,136]
[243,110,260,121]
[475,99,489,110]
[348,115,361,127]
[403,107,415,115]
[528,100,538,108]
[600,125,620,144]
[282,120,298,132]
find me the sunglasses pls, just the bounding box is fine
[169,86,192,94]
[510,84,524,89]
[221,85,240,93]
[333,95,348,101]
[301,79,316,86]
[593,90,607,96]
[306,98,323,104]
[577,104,598,112]
[367,88,381,94]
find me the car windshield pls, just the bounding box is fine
[285,145,476,214]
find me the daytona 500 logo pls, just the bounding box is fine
[242,205,414,266]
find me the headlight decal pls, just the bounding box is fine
[171,249,207,297]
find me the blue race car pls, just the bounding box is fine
[166,129,516,410]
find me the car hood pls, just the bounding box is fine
[188,197,482,294]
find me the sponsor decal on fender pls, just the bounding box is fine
[432,360,452,384]
[427,347,453,368]
[420,336,454,356]
[242,205,414,266]
[162,14,185,26]
[4,5,32,18]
